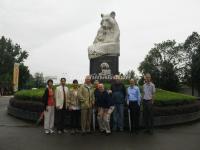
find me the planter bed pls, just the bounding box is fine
[8,98,200,127]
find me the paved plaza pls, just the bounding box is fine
[0,96,200,150]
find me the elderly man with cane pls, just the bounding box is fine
[127,79,141,134]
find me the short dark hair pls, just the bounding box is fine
[47,79,53,84]
[60,78,66,81]
[73,79,78,84]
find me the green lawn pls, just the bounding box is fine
[154,89,196,106]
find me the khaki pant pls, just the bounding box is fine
[97,106,115,133]
[81,108,92,132]
[44,106,55,130]
[97,108,104,131]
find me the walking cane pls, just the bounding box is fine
[36,111,44,126]
[128,108,131,132]
[92,108,96,132]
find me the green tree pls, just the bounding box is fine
[183,32,200,95]
[123,70,138,85]
[191,45,200,96]
[24,75,35,89]
[34,72,45,88]
[0,36,29,91]
[138,40,183,91]
[124,70,135,79]
[159,61,179,91]
[18,64,32,90]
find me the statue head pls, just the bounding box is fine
[100,11,117,30]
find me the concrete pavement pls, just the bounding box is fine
[0,96,200,150]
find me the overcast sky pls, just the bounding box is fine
[1,0,200,83]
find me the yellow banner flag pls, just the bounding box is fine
[13,63,19,92]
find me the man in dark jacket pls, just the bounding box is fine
[110,75,126,131]
[96,84,114,135]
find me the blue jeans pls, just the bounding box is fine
[113,104,124,130]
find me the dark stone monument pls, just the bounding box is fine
[90,55,119,77]
[88,11,120,81]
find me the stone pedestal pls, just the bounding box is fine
[88,11,120,82]
[90,55,119,81]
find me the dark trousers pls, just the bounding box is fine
[56,108,66,131]
[129,101,140,132]
[143,100,154,131]
[113,104,124,130]
[70,110,80,129]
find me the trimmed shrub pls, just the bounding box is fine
[14,89,44,101]
[14,85,197,107]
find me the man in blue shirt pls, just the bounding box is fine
[127,79,141,134]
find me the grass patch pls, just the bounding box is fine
[154,89,197,106]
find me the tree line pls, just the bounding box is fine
[138,32,200,96]
[0,36,45,92]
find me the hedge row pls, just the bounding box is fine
[14,89,44,102]
[14,87,197,106]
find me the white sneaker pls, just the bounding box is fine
[49,129,54,134]
[45,130,50,134]
[106,130,111,134]
[106,130,111,135]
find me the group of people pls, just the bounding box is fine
[42,73,155,135]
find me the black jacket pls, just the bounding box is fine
[42,88,49,110]
[95,90,114,108]
[111,82,126,104]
